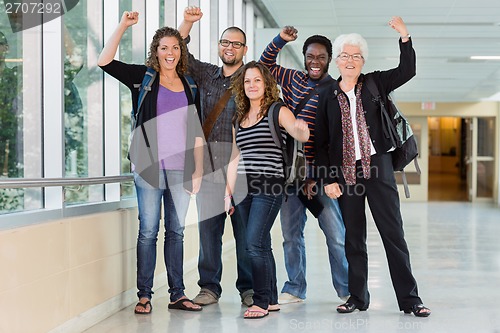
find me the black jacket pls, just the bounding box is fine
[314,38,416,185]
[100,60,203,189]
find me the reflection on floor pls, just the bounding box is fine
[84,202,500,333]
[428,172,467,201]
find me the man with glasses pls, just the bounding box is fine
[259,26,350,305]
[178,6,253,307]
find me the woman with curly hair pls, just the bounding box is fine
[98,11,203,313]
[225,61,309,318]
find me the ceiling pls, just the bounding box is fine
[257,0,500,103]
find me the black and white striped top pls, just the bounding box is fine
[236,115,287,194]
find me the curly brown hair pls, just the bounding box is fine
[230,61,280,124]
[145,26,188,75]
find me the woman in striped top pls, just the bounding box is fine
[225,61,309,319]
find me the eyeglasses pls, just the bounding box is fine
[219,39,245,49]
[337,53,364,62]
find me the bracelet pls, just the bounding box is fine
[402,34,411,39]
[224,194,232,199]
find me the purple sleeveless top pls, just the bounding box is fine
[157,85,188,170]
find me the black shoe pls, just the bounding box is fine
[403,304,431,317]
[336,302,367,314]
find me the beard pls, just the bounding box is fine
[220,54,239,66]
[221,57,237,65]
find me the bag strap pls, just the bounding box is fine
[202,89,232,139]
[294,76,334,115]
[267,101,294,190]
[183,74,198,101]
[234,101,282,147]
[134,67,157,121]
[267,101,285,148]
[365,75,398,147]
[365,75,419,198]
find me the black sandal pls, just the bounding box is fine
[336,302,367,314]
[134,300,152,314]
[404,304,431,317]
[168,298,203,312]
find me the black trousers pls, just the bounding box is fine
[337,153,422,310]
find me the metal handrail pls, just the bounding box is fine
[0,174,134,189]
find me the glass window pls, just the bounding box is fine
[0,28,22,212]
[160,0,165,27]
[477,117,495,157]
[1,11,43,213]
[119,0,144,197]
[476,160,494,198]
[63,0,105,204]
[476,117,495,199]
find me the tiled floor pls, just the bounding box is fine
[428,172,468,201]
[84,202,500,333]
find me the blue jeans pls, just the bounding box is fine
[134,170,191,302]
[196,180,252,297]
[236,193,282,309]
[280,191,349,299]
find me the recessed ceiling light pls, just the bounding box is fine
[470,56,500,60]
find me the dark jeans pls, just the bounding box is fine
[338,153,422,310]
[236,192,283,309]
[196,180,252,297]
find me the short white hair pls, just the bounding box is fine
[332,33,369,61]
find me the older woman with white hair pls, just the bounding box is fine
[314,17,430,317]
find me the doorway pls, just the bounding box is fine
[428,117,467,201]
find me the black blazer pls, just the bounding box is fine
[314,38,416,185]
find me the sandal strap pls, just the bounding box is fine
[413,304,429,312]
[135,300,151,309]
[244,308,268,317]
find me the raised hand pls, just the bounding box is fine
[388,16,409,37]
[97,11,139,66]
[184,6,203,23]
[280,25,298,42]
[120,11,139,28]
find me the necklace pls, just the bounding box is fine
[162,72,178,85]
[243,109,262,127]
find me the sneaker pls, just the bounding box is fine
[240,289,254,307]
[278,292,305,304]
[192,288,219,306]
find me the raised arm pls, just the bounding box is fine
[280,26,298,43]
[178,6,203,39]
[378,16,416,94]
[278,106,310,142]
[97,11,138,66]
[389,16,410,42]
[259,26,299,87]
